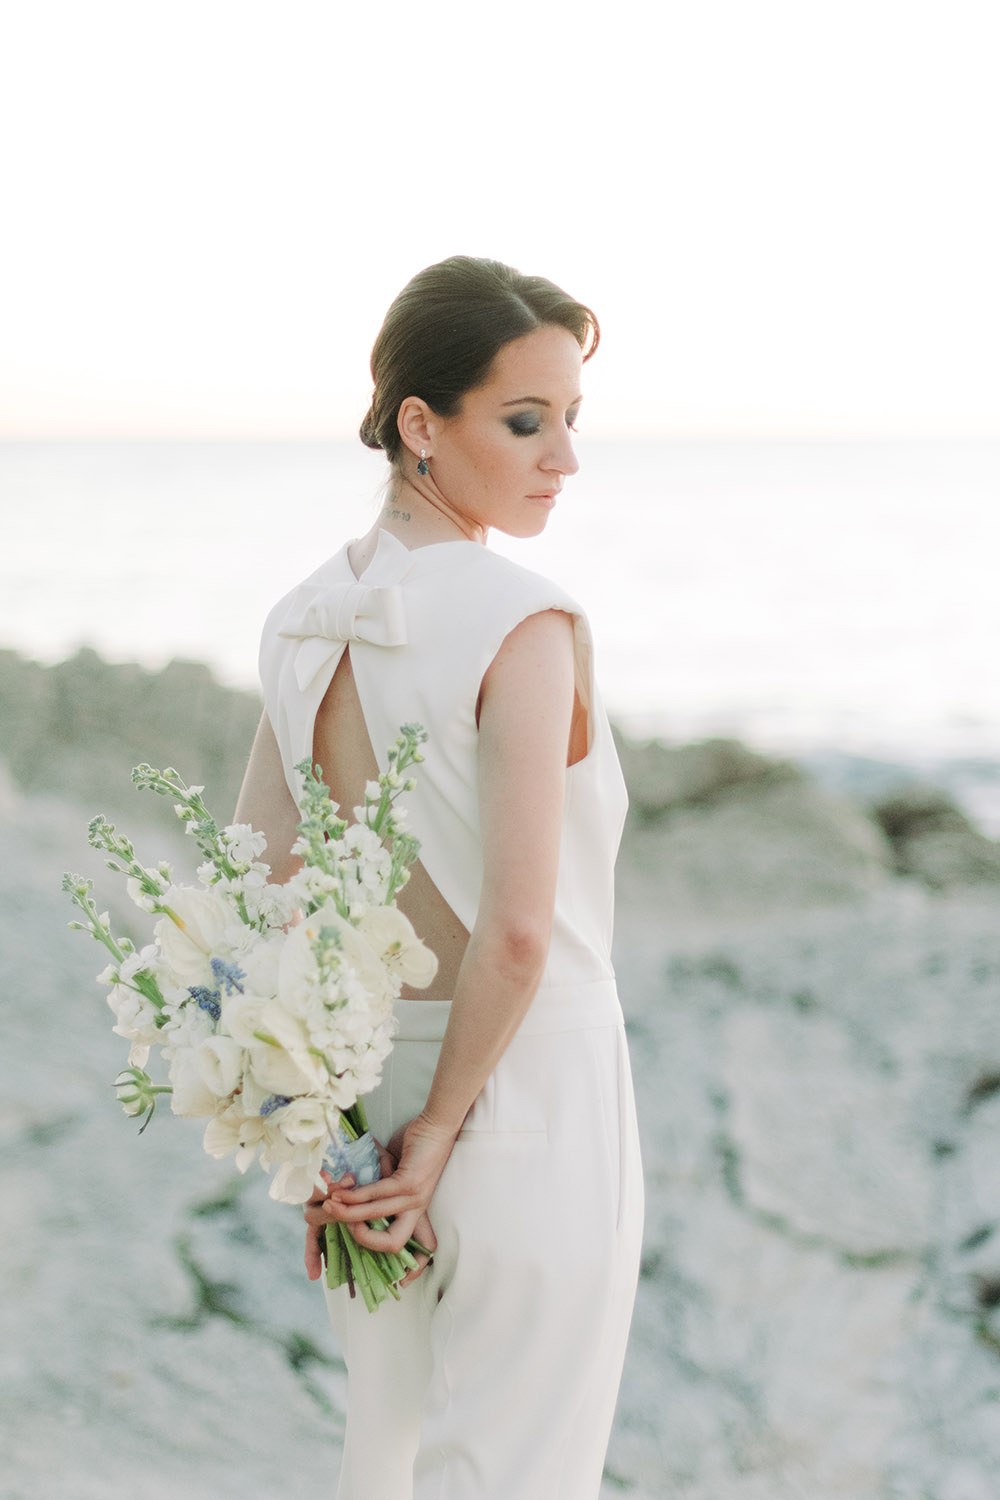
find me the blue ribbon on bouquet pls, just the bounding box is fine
[323,1127,381,1186]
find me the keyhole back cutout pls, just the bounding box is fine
[312,647,471,1002]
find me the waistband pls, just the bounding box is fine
[392,979,623,1043]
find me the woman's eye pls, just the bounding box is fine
[505,414,540,436]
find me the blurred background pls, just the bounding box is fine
[2,3,999,1498]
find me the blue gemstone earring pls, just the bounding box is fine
[416,449,429,475]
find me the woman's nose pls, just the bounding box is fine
[545,426,580,478]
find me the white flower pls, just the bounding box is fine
[246,1000,327,1094]
[223,994,275,1047]
[160,1000,216,1055]
[223,823,268,866]
[247,1041,316,1098]
[105,983,162,1068]
[358,906,438,989]
[154,886,235,984]
[267,1141,329,1204]
[203,1106,265,1172]
[167,1050,220,1118]
[269,1095,331,1146]
[126,877,158,914]
[194,1035,245,1098]
[121,945,158,984]
[237,932,283,999]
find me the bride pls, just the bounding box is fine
[235,254,644,1500]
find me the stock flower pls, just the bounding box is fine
[223,823,268,866]
[105,986,161,1067]
[126,876,159,914]
[279,900,393,1011]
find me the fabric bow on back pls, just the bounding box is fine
[278,581,407,692]
[276,532,415,695]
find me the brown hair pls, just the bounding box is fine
[360,255,600,464]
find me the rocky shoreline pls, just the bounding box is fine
[2,647,998,1499]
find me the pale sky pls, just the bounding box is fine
[1,0,997,440]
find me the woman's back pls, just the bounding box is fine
[259,528,628,1000]
[312,641,471,1004]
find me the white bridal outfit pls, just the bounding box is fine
[259,529,644,1500]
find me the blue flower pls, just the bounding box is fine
[259,1094,293,1117]
[188,985,221,1022]
[210,957,246,995]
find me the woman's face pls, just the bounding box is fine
[425,324,584,539]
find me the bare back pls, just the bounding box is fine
[312,647,472,1002]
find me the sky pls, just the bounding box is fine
[1,0,998,441]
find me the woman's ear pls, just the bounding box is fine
[396,397,435,460]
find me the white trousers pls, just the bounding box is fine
[325,981,644,1500]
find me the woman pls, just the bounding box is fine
[235,255,643,1500]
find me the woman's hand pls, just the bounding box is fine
[302,1121,450,1284]
[303,1134,393,1281]
[319,1113,455,1258]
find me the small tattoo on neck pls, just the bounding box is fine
[386,508,411,521]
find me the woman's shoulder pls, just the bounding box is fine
[448,542,587,620]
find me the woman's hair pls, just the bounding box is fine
[359,256,600,464]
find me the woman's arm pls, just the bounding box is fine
[233,710,303,885]
[312,607,577,1258]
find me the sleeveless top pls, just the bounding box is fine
[258,529,628,990]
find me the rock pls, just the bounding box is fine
[0,758,21,823]
[0,647,261,831]
[618,777,894,922]
[614,732,803,825]
[5,649,1000,1499]
[872,785,1000,888]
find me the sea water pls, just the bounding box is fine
[2,438,998,829]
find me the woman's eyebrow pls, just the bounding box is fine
[501,395,583,407]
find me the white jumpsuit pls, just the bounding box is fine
[259,529,644,1500]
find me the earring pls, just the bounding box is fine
[416,449,429,475]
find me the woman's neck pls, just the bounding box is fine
[375,475,487,549]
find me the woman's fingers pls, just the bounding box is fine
[304,1220,326,1281]
[330,1183,429,1224]
[398,1209,438,1284]
[348,1206,422,1254]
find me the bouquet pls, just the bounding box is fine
[63,724,438,1311]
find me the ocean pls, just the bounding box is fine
[2,438,998,830]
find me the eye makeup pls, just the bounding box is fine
[505,413,541,436]
[504,405,581,437]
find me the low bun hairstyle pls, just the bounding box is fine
[359,256,600,464]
